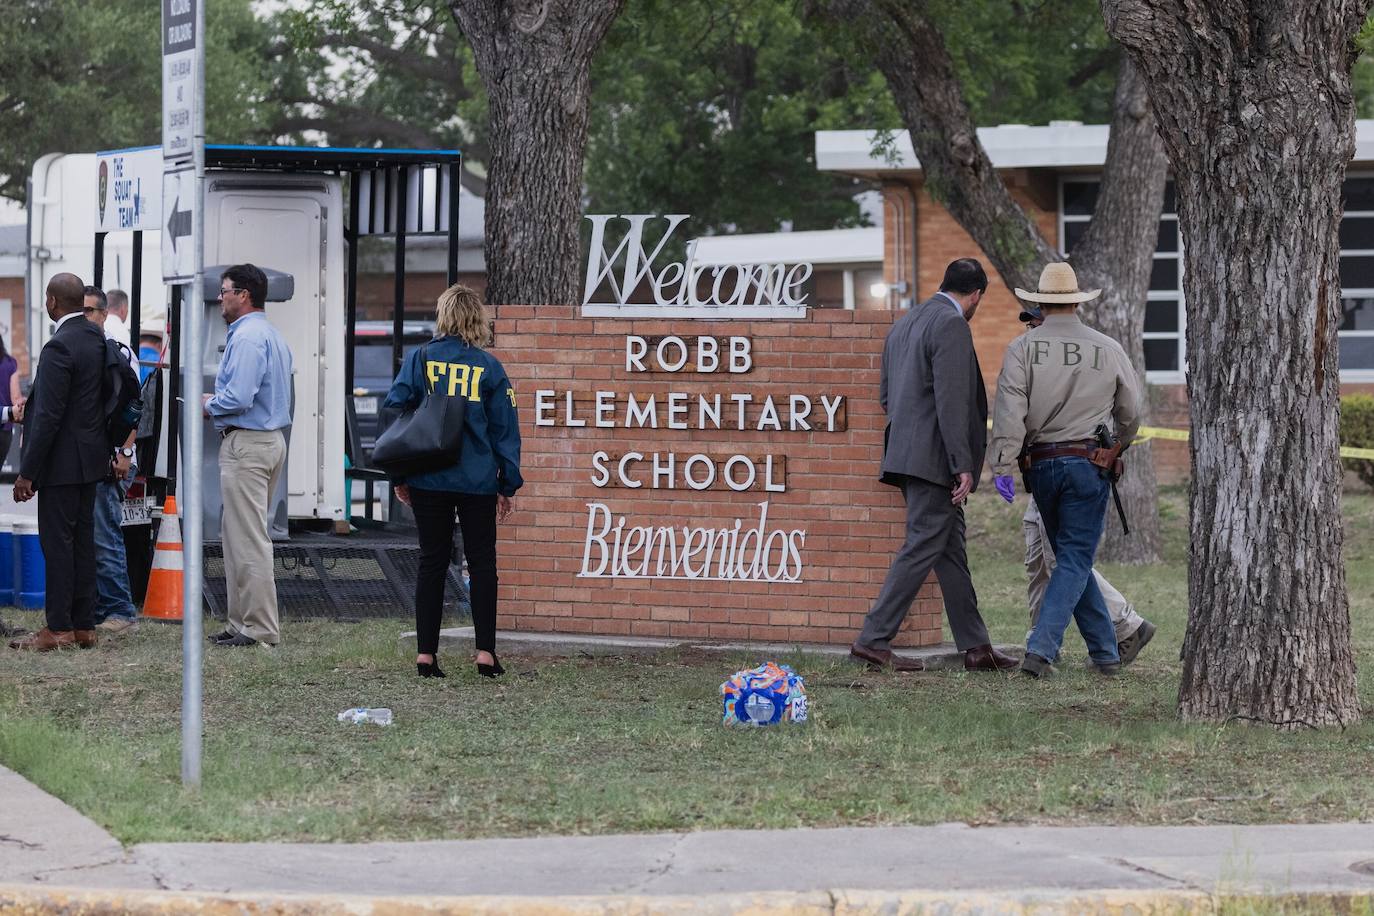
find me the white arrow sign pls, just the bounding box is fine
[162,165,196,282]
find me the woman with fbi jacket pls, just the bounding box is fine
[384,284,523,679]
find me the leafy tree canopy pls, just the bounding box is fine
[0,0,279,201]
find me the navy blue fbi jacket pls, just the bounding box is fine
[382,336,524,497]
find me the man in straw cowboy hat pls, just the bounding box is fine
[988,261,1141,678]
[1016,304,1156,666]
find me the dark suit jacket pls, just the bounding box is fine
[879,294,988,490]
[20,315,111,487]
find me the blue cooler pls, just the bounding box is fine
[0,516,14,605]
[13,518,44,610]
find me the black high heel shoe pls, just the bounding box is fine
[476,653,505,678]
[417,656,446,678]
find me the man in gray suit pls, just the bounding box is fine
[851,259,1018,673]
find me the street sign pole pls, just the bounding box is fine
[180,0,206,792]
[163,0,203,790]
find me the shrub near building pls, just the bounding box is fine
[1343,394,1374,489]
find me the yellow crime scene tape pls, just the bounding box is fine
[982,421,1374,460]
[1135,425,1374,460]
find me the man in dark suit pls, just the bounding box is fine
[851,258,1018,673]
[9,273,112,652]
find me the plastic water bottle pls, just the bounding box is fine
[337,707,393,726]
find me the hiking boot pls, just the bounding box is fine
[97,618,137,635]
[1020,652,1056,679]
[1117,620,1157,666]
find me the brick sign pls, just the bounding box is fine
[492,306,944,647]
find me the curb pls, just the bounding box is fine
[4,884,1372,915]
[400,627,1018,671]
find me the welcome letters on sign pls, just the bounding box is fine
[581,214,811,318]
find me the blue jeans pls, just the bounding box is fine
[94,471,136,623]
[1025,457,1119,665]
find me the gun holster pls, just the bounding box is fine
[1089,445,1125,483]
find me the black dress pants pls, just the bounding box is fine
[410,489,499,656]
[38,482,98,632]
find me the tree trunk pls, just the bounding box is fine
[826,0,1165,562]
[1104,0,1366,727]
[1073,58,1168,564]
[449,0,625,305]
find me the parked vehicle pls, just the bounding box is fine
[352,320,436,463]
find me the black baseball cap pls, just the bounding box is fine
[1018,305,1044,323]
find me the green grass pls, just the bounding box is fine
[2,487,1374,845]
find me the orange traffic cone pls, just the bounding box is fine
[142,495,184,621]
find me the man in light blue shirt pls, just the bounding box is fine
[202,264,293,648]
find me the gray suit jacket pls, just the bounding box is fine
[879,294,988,490]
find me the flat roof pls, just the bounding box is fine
[93,144,463,172]
[690,227,881,266]
[817,120,1374,176]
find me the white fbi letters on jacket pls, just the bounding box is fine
[988,313,1142,475]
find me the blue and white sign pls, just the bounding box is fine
[95,148,162,233]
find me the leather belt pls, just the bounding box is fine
[218,426,243,440]
[1024,440,1097,464]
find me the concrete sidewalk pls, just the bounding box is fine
[3,765,1373,912]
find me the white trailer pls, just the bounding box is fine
[26,145,466,541]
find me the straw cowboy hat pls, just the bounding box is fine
[1014,262,1101,304]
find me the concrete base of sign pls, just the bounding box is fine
[398,626,1020,671]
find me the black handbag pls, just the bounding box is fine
[372,344,467,478]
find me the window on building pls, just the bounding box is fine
[1060,178,1182,381]
[1060,177,1374,381]
[1341,177,1374,375]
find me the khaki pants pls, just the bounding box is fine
[1024,498,1142,643]
[220,429,286,645]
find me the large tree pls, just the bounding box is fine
[826,0,1168,564]
[448,0,625,305]
[1102,0,1367,726]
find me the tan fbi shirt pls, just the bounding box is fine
[988,313,1142,476]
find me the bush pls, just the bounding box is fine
[1342,394,1374,489]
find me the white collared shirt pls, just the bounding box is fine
[104,312,131,349]
[53,311,85,332]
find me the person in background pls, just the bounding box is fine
[1017,304,1156,666]
[0,332,18,468]
[202,265,293,648]
[9,273,109,652]
[83,287,140,635]
[104,289,132,349]
[384,284,522,679]
[137,321,165,384]
[0,380,24,641]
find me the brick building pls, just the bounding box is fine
[815,122,1374,480]
[0,225,29,375]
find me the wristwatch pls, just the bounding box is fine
[118,446,135,458]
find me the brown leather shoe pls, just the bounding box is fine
[850,641,925,672]
[73,630,98,649]
[9,628,77,652]
[965,644,1020,671]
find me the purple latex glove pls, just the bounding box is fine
[994,475,1016,503]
